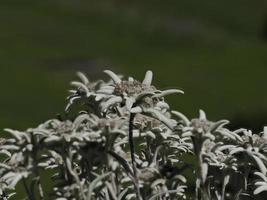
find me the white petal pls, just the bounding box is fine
[142,70,153,85]
[77,71,89,85]
[104,70,121,84]
[199,109,207,120]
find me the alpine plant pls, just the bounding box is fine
[0,70,267,200]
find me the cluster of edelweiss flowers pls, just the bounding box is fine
[0,70,267,200]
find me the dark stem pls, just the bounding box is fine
[192,136,209,200]
[243,155,250,191]
[221,172,229,200]
[1,191,8,200]
[129,113,136,172]
[31,133,44,200]
[22,178,35,200]
[129,112,142,200]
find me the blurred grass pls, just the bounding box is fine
[1,0,267,131]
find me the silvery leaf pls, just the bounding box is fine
[87,172,111,200]
[254,185,267,195]
[171,111,190,126]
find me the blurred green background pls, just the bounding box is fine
[1,0,267,132]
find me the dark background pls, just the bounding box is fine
[1,0,267,132]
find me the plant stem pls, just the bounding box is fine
[221,173,229,200]
[37,176,44,200]
[22,177,35,200]
[31,132,44,200]
[2,191,8,200]
[129,113,142,200]
[192,137,209,200]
